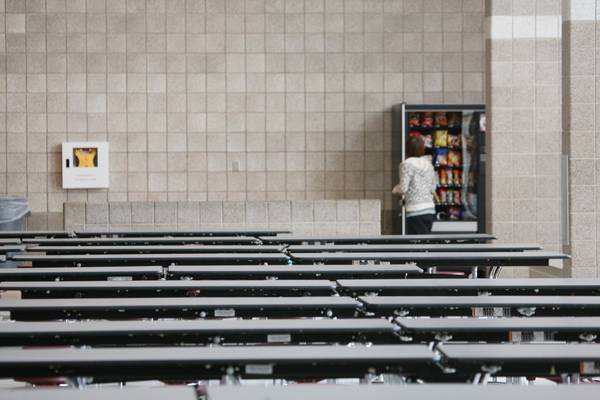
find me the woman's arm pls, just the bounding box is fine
[393,162,410,195]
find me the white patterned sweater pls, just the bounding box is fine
[398,156,436,215]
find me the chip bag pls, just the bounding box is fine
[434,130,448,147]
[409,113,421,127]
[449,207,462,220]
[453,190,461,205]
[453,169,462,186]
[448,134,461,147]
[448,149,461,167]
[422,134,433,148]
[422,112,434,127]
[434,148,448,167]
[435,112,447,126]
[448,112,462,126]
[446,168,453,186]
[409,131,422,140]
[439,169,447,186]
[439,188,448,204]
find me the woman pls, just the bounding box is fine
[393,136,437,234]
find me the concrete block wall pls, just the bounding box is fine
[64,199,381,234]
[561,1,600,278]
[485,1,563,278]
[0,0,485,233]
[485,0,600,278]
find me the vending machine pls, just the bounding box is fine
[391,104,486,234]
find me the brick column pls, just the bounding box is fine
[486,1,563,277]
[563,1,598,277]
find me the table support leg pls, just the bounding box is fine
[360,372,377,384]
[471,266,478,279]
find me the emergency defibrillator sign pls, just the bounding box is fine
[62,142,110,189]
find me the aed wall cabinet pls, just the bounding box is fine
[62,142,109,189]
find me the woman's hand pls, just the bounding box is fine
[392,184,402,195]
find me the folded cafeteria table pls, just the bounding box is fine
[260,233,495,244]
[292,251,568,267]
[291,251,569,278]
[0,387,197,400]
[74,229,289,237]
[23,236,261,245]
[438,343,600,378]
[360,295,600,317]
[12,253,290,267]
[396,317,600,343]
[0,318,397,346]
[288,243,541,253]
[0,345,435,381]
[206,384,600,400]
[0,245,24,254]
[167,264,422,280]
[27,245,285,254]
[0,279,337,298]
[3,385,600,400]
[0,238,21,244]
[0,266,163,281]
[0,231,70,238]
[0,296,360,320]
[338,278,600,296]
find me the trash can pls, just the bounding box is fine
[0,196,30,267]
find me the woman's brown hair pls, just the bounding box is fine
[406,136,425,158]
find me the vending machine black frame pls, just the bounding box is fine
[391,103,486,234]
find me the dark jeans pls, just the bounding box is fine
[406,213,435,234]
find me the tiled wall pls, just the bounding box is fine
[0,0,485,231]
[64,199,381,234]
[562,1,600,278]
[485,1,563,277]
